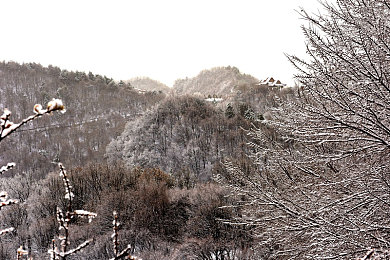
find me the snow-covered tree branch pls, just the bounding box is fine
[49,163,95,260]
[0,99,65,240]
[219,0,390,258]
[110,211,139,260]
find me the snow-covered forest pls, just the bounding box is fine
[1,0,390,259]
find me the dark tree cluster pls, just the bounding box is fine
[0,163,254,259]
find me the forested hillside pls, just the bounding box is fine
[106,96,258,183]
[0,62,164,176]
[127,77,171,93]
[173,66,259,97]
[0,62,269,259]
[2,0,388,256]
[2,56,365,259]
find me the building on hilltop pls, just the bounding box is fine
[258,77,286,88]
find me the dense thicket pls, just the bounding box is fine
[106,96,264,183]
[0,163,254,259]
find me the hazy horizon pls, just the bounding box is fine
[0,0,327,87]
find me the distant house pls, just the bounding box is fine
[205,97,223,103]
[133,87,147,94]
[258,77,286,88]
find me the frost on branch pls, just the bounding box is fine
[0,190,18,236]
[58,163,74,203]
[0,100,66,244]
[0,98,65,140]
[220,0,390,258]
[110,211,140,260]
[16,246,28,260]
[33,104,45,114]
[0,227,14,236]
[0,191,19,210]
[47,98,66,113]
[50,163,95,260]
[0,162,16,175]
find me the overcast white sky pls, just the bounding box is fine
[0,0,326,87]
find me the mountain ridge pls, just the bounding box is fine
[173,66,259,97]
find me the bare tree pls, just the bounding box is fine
[0,99,65,235]
[48,163,96,260]
[219,0,390,258]
[110,211,139,260]
[1,99,140,259]
[0,99,65,259]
